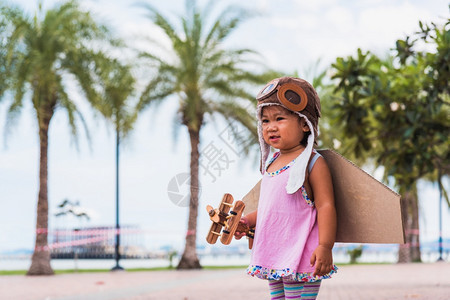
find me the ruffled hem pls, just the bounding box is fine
[247,265,338,282]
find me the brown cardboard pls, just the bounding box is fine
[242,149,405,244]
[242,179,261,215]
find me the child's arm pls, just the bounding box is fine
[234,210,257,240]
[308,156,337,276]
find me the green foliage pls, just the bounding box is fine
[168,250,177,269]
[138,0,277,146]
[0,7,9,99]
[347,245,364,264]
[331,49,382,158]
[328,19,449,263]
[92,57,136,139]
[0,0,127,275]
[330,19,449,199]
[0,0,115,142]
[137,0,279,269]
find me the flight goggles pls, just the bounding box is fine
[256,78,308,112]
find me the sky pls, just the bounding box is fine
[0,0,449,254]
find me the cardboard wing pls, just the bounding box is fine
[242,149,405,244]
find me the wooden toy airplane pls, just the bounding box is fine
[206,193,255,249]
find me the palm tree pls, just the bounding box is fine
[0,11,9,98]
[138,0,276,269]
[1,1,115,275]
[92,58,136,270]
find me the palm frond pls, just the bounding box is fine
[209,100,258,155]
[138,0,278,151]
[137,70,177,112]
[138,51,176,70]
[3,94,24,144]
[203,4,250,51]
[141,3,183,49]
[56,77,82,147]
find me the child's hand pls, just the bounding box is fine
[234,218,249,240]
[310,245,334,277]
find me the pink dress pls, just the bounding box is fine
[247,152,337,282]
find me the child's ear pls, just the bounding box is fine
[302,122,310,132]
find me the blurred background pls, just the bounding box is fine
[0,0,448,274]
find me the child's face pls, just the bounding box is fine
[261,105,309,152]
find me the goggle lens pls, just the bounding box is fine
[257,80,308,112]
[278,82,308,112]
[256,79,279,101]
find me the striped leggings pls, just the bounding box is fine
[268,278,321,300]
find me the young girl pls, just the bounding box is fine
[236,77,337,299]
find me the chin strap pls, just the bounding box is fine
[257,103,275,174]
[285,115,314,194]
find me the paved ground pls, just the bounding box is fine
[0,262,449,300]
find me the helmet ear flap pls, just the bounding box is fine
[277,83,308,112]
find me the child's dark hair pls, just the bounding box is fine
[301,130,311,147]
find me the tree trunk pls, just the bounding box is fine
[410,187,421,262]
[398,185,421,263]
[177,127,202,269]
[27,109,54,276]
[398,191,411,263]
